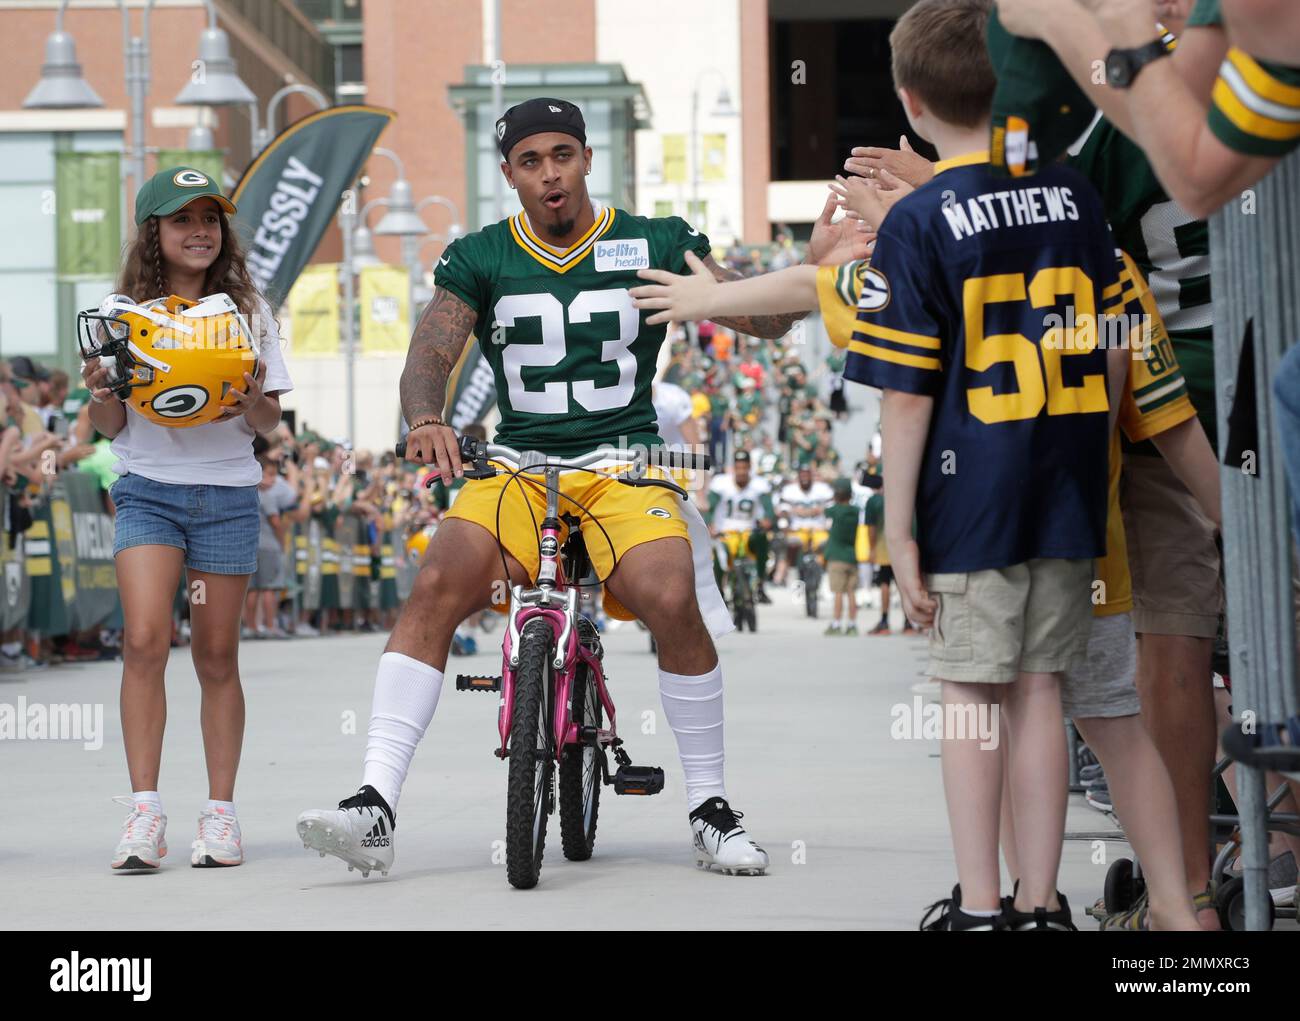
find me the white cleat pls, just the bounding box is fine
[191,805,243,867]
[296,785,394,878]
[111,796,168,871]
[689,797,769,876]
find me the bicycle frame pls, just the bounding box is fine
[496,461,619,764]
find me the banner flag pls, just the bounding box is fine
[287,264,340,356]
[55,152,121,279]
[231,105,395,308]
[359,264,409,355]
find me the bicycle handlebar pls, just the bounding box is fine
[395,434,711,473]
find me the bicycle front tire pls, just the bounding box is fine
[506,619,555,889]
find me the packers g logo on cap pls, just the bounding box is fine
[856,266,891,313]
[173,169,210,188]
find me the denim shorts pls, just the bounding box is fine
[110,472,260,575]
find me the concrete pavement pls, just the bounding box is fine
[0,587,1207,930]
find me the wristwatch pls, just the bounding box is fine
[1105,39,1170,89]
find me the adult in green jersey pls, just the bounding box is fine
[298,97,870,879]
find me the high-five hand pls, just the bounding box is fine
[843,136,935,190]
[805,192,876,266]
[630,250,717,326]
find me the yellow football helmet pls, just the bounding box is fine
[405,524,437,563]
[77,292,260,428]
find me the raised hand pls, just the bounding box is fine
[630,250,718,326]
[843,136,934,190]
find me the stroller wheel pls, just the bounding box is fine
[1103,857,1143,915]
[1216,875,1275,930]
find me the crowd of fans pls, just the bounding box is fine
[0,359,500,667]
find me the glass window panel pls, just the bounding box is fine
[0,184,56,270]
[0,134,54,182]
[0,273,58,355]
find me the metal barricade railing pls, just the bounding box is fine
[1210,148,1300,930]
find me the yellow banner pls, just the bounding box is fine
[360,263,410,356]
[702,133,726,182]
[663,134,686,184]
[287,263,339,357]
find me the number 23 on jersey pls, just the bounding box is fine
[494,289,639,415]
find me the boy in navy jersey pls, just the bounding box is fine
[633,0,1130,928]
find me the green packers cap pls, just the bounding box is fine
[986,9,1095,178]
[134,166,236,225]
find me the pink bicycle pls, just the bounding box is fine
[398,434,710,888]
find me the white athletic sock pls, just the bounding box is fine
[132,790,161,813]
[361,652,444,812]
[964,907,1001,917]
[658,663,726,811]
[204,799,235,815]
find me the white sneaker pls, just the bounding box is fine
[689,797,769,876]
[296,785,394,877]
[295,622,320,637]
[111,796,167,871]
[192,806,243,867]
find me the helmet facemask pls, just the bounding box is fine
[76,298,155,399]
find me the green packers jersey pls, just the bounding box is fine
[1068,117,1217,452]
[434,206,711,457]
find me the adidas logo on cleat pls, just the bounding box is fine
[359,816,391,848]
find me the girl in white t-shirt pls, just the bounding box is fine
[81,167,294,872]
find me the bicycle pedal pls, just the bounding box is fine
[613,765,665,796]
[455,674,501,692]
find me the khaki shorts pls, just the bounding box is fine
[925,558,1093,684]
[1061,612,1141,719]
[827,560,857,594]
[1120,453,1222,638]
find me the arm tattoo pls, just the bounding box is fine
[400,286,478,423]
[702,255,809,340]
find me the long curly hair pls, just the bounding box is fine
[115,207,268,327]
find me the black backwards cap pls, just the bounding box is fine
[496,98,587,160]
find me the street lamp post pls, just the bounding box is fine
[26,0,255,209]
[252,84,330,158]
[174,0,258,156]
[24,0,161,209]
[690,68,736,235]
[339,198,358,446]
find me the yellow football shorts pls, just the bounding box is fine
[790,527,829,551]
[444,463,690,620]
[720,530,754,560]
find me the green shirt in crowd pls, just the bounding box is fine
[824,502,860,564]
